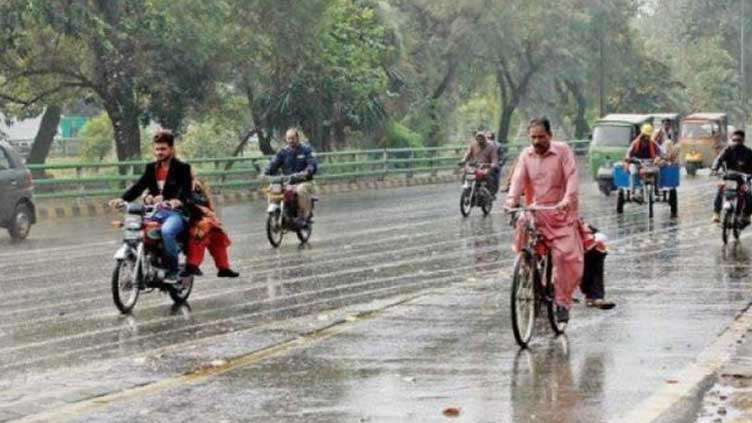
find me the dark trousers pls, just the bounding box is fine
[581,249,607,300]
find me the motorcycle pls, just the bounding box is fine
[459,162,495,217]
[111,202,194,314]
[264,174,316,248]
[718,169,752,245]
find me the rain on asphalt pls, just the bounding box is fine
[1,165,751,422]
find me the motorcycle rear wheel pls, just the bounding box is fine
[112,259,140,314]
[296,224,312,244]
[481,194,493,216]
[168,275,194,304]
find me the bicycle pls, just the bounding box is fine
[506,205,567,348]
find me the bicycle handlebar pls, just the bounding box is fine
[505,205,559,213]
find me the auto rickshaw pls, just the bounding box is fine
[679,113,728,176]
[588,114,653,196]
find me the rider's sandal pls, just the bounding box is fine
[586,299,616,310]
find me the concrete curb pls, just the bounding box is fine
[36,174,460,221]
[611,303,752,423]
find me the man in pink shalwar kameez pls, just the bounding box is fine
[505,118,583,323]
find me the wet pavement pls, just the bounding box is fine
[1,166,752,422]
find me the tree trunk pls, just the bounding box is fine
[568,81,590,139]
[427,60,457,147]
[497,103,516,145]
[258,131,275,156]
[105,101,141,162]
[27,105,62,178]
[333,120,347,150]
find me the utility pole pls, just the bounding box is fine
[599,35,605,117]
[743,0,747,128]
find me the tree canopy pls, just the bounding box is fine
[0,0,748,159]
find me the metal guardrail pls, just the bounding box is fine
[29,141,589,200]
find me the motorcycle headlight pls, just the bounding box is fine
[123,229,143,240]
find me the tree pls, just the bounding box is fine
[0,1,225,161]
[385,0,486,145]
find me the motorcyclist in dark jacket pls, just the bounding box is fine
[711,129,752,223]
[264,128,318,227]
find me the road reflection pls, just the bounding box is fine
[511,337,606,423]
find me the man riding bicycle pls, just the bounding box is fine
[109,131,193,282]
[711,129,752,224]
[505,117,582,324]
[460,131,500,195]
[264,128,318,229]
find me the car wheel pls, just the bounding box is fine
[9,203,32,241]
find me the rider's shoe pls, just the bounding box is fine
[217,268,240,278]
[180,265,201,278]
[586,298,616,310]
[555,305,570,323]
[712,212,721,223]
[164,271,180,284]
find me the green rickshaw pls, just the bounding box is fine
[588,114,654,196]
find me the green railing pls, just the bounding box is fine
[28,141,589,200]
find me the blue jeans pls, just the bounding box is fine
[154,210,186,273]
[628,164,640,193]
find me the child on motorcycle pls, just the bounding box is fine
[182,175,239,278]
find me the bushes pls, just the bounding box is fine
[78,113,113,162]
[383,120,424,149]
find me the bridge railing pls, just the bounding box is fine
[27,140,589,200]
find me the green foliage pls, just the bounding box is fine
[78,113,113,162]
[179,119,239,159]
[383,120,424,149]
[2,0,749,160]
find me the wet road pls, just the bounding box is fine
[1,168,751,422]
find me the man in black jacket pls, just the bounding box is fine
[711,130,752,224]
[110,131,193,280]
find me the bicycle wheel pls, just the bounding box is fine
[544,253,567,335]
[510,253,536,348]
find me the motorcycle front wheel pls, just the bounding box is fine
[112,259,140,314]
[722,209,733,245]
[266,212,284,248]
[460,188,472,217]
